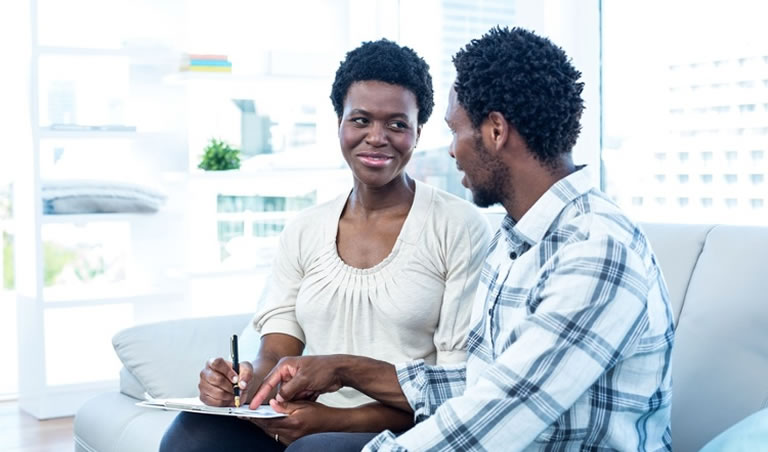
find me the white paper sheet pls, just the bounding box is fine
[137,397,286,418]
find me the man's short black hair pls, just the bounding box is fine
[331,39,434,126]
[453,27,584,166]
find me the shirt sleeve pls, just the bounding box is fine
[364,237,652,451]
[433,208,491,365]
[251,218,307,343]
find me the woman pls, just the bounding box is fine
[160,39,489,451]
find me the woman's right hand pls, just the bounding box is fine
[200,333,304,407]
[198,357,253,407]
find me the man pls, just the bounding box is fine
[253,27,674,451]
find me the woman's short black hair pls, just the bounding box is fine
[453,27,584,166]
[331,39,434,126]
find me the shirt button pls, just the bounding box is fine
[509,251,518,259]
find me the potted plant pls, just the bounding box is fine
[198,138,241,171]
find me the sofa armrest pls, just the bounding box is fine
[112,313,253,398]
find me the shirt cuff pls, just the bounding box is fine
[395,360,429,420]
[362,430,408,452]
[257,317,306,343]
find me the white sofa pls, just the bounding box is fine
[74,223,768,452]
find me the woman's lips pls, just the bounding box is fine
[357,153,394,168]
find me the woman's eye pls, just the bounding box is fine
[352,117,368,125]
[390,121,408,130]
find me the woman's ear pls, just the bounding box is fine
[415,124,423,147]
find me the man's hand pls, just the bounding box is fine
[250,355,344,408]
[198,357,252,406]
[245,400,345,445]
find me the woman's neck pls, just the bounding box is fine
[347,174,416,217]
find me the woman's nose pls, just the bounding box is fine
[365,122,387,146]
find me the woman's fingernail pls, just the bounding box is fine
[239,380,247,389]
[232,376,238,384]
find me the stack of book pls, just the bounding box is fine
[180,54,232,73]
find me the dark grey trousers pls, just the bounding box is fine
[159,411,379,452]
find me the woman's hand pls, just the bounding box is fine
[245,400,345,445]
[198,357,253,407]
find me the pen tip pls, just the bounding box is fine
[234,396,240,408]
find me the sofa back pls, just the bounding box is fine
[643,224,768,451]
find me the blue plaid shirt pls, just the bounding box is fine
[364,168,674,451]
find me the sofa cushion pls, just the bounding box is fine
[699,408,768,452]
[118,366,146,400]
[640,223,713,322]
[75,391,177,452]
[671,225,768,451]
[112,313,252,398]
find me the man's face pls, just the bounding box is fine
[445,87,508,208]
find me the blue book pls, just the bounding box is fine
[189,59,232,67]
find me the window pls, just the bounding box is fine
[751,174,765,184]
[654,152,667,161]
[751,199,765,208]
[603,1,768,225]
[631,196,643,206]
[654,174,666,183]
[677,197,689,207]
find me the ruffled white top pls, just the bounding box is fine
[253,180,490,408]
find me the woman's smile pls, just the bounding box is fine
[356,151,394,168]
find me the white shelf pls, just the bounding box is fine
[164,71,325,84]
[35,45,177,62]
[39,127,137,139]
[43,281,186,304]
[42,212,161,224]
[185,264,271,278]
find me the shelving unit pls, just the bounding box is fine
[15,0,188,419]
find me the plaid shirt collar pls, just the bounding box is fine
[501,165,592,251]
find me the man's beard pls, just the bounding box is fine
[469,135,509,208]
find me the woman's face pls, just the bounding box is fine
[338,80,421,189]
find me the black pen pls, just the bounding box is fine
[231,334,240,408]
